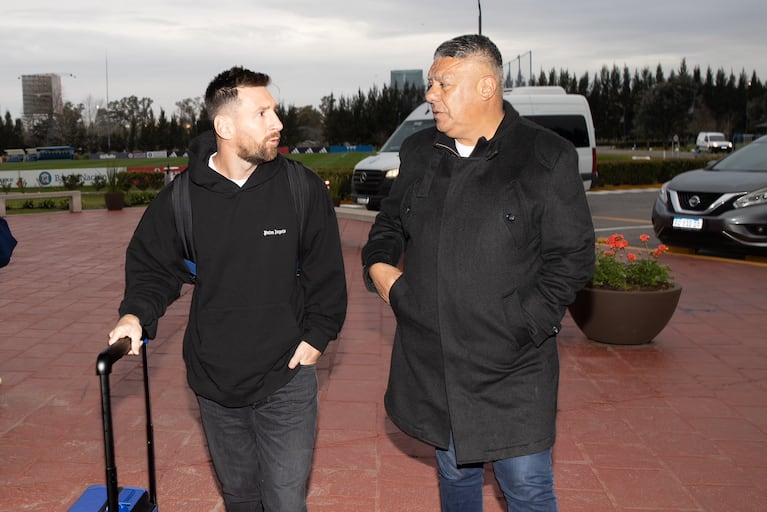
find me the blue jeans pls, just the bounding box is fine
[436,435,558,512]
[197,365,318,512]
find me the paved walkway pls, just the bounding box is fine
[1,207,766,511]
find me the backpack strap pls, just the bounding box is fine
[170,160,310,281]
[286,159,310,275]
[170,170,197,280]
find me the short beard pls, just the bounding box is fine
[239,146,278,166]
[238,133,280,166]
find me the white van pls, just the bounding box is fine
[695,132,733,153]
[351,86,598,210]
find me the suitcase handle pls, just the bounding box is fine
[95,336,157,511]
[96,337,131,376]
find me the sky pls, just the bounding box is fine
[2,0,766,120]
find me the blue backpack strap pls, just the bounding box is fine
[170,170,197,280]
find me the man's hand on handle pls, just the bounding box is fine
[108,314,143,355]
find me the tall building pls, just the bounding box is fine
[21,74,63,117]
[390,69,424,90]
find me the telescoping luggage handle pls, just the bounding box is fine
[96,337,158,511]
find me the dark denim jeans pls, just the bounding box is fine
[436,434,558,512]
[197,365,318,512]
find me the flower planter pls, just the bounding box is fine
[568,284,682,345]
[104,192,125,211]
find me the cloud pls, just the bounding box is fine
[1,0,765,119]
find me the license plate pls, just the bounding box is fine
[356,196,370,205]
[673,217,703,230]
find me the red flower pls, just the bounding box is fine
[592,233,673,290]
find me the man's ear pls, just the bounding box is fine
[213,114,234,140]
[478,76,498,101]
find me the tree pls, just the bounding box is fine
[56,101,87,149]
[0,111,24,151]
[634,71,696,147]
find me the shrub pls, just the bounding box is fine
[62,174,84,190]
[596,159,705,187]
[125,190,158,206]
[93,175,107,191]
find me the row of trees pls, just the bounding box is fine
[1,60,766,155]
[531,61,766,146]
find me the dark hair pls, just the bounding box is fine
[204,66,271,117]
[434,34,503,82]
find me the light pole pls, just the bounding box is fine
[105,52,111,152]
[478,1,482,35]
[745,80,751,134]
[506,51,532,87]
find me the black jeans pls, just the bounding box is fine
[197,365,318,512]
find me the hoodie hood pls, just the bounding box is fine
[186,130,284,195]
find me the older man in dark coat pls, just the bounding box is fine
[362,34,594,512]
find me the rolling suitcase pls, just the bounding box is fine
[68,337,158,511]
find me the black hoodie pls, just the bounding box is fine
[119,132,347,406]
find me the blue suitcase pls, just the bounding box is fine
[68,338,158,511]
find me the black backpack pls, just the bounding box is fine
[170,160,310,281]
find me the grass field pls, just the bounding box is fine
[0,152,375,215]
[0,151,374,172]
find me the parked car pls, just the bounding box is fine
[652,135,767,254]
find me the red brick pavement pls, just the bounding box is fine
[1,207,766,511]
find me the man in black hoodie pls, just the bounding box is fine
[108,67,347,511]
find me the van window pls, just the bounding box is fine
[380,119,436,152]
[524,115,590,148]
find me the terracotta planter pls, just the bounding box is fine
[104,192,125,211]
[567,284,682,345]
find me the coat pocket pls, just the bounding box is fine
[501,288,532,350]
[500,181,530,248]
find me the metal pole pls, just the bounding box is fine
[529,50,532,86]
[105,52,111,152]
[478,1,482,34]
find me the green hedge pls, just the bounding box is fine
[315,168,353,200]
[121,171,165,191]
[596,159,706,187]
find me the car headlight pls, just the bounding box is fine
[734,187,767,208]
[385,168,399,179]
[658,182,669,204]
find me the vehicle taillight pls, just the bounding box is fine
[591,147,598,178]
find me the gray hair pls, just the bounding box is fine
[434,34,504,83]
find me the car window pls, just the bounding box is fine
[524,115,591,148]
[712,141,767,171]
[381,119,436,152]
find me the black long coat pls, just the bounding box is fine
[362,102,595,464]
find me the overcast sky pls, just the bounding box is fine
[2,0,766,119]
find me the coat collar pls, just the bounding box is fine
[432,101,520,160]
